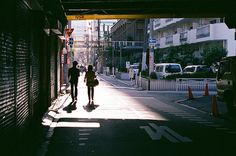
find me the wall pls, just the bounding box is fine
[0,0,64,154]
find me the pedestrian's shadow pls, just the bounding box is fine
[63,101,77,113]
[83,101,99,112]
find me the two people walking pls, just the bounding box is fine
[68,61,97,104]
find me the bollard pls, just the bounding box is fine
[205,83,209,96]
[211,95,219,117]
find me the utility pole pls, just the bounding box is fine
[142,19,148,71]
[120,43,122,69]
[97,19,101,72]
[112,42,115,76]
[144,18,155,91]
[149,18,154,75]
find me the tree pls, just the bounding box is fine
[202,45,227,66]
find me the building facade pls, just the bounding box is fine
[110,19,145,68]
[69,20,116,73]
[152,18,236,65]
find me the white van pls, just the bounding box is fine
[183,65,212,74]
[154,63,182,79]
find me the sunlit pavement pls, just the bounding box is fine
[37,75,236,156]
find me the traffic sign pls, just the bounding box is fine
[149,38,156,44]
[69,37,74,45]
[66,28,74,37]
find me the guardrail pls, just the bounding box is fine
[176,78,216,91]
[139,77,216,91]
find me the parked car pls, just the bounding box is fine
[216,56,236,113]
[154,63,182,79]
[183,65,212,74]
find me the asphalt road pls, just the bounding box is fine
[37,75,236,156]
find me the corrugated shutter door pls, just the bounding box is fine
[31,29,41,114]
[50,37,57,100]
[0,32,16,137]
[32,51,40,113]
[15,1,30,128]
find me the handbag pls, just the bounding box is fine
[94,78,99,86]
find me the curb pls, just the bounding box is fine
[41,93,70,126]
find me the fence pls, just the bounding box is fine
[139,77,216,91]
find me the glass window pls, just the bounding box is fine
[166,65,181,73]
[155,66,163,72]
[184,67,195,72]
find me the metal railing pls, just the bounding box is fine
[196,25,210,39]
[139,77,216,91]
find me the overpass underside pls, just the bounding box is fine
[60,0,236,27]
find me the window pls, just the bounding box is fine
[183,67,195,72]
[210,20,217,24]
[166,65,181,73]
[155,66,163,72]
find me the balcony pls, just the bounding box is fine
[156,23,235,50]
[196,25,210,39]
[165,18,173,23]
[112,41,144,50]
[180,31,188,43]
[165,35,173,45]
[153,18,184,30]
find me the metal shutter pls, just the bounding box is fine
[30,26,41,115]
[0,32,16,137]
[15,1,30,128]
[50,36,57,100]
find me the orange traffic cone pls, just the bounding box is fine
[188,86,194,99]
[211,95,219,117]
[204,83,209,96]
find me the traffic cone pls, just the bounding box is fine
[204,83,209,96]
[188,86,194,99]
[211,95,219,117]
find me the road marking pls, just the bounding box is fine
[197,121,213,124]
[181,116,202,119]
[79,138,89,141]
[79,129,93,132]
[205,124,220,127]
[79,133,90,136]
[140,123,192,143]
[188,119,206,122]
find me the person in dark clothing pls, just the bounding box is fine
[68,61,80,102]
[84,65,96,104]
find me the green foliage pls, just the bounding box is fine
[155,44,197,67]
[150,72,157,79]
[164,72,216,80]
[202,45,227,66]
[119,67,127,72]
[155,43,227,68]
[141,70,149,78]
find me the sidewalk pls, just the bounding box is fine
[177,95,227,114]
[98,74,137,88]
[177,95,236,122]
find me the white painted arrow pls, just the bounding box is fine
[140,123,192,143]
